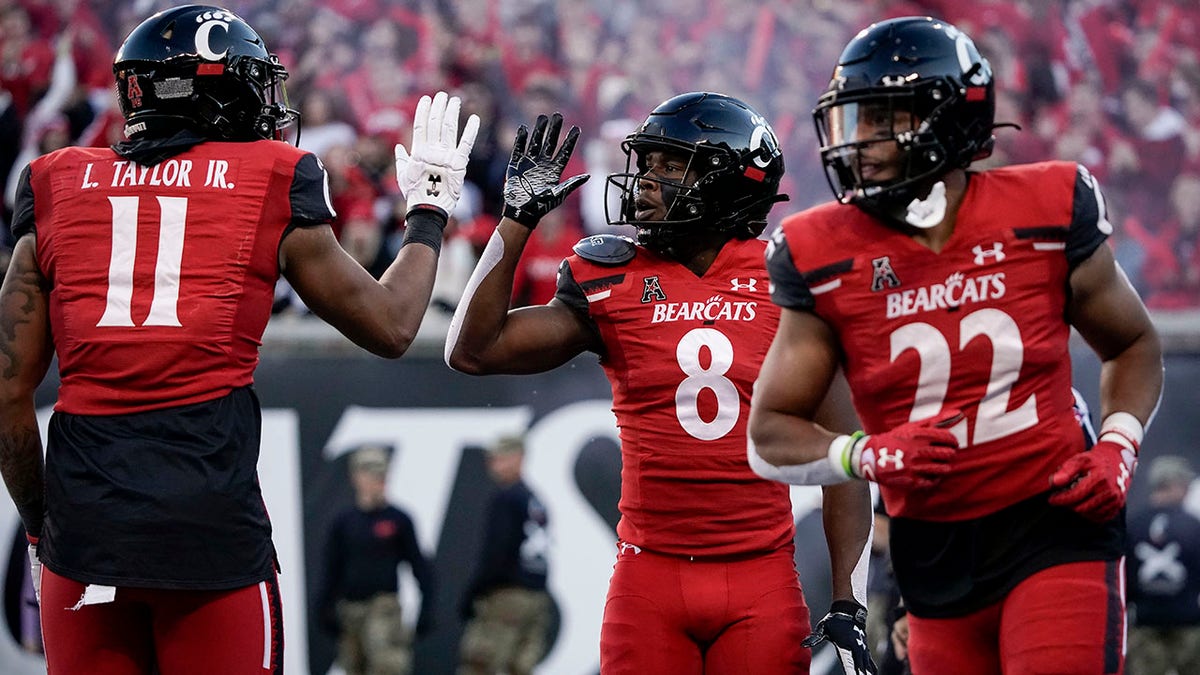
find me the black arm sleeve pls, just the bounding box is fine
[1066,164,1112,269]
[289,153,337,228]
[553,259,604,345]
[11,164,35,241]
[766,230,816,311]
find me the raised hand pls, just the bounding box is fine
[394,91,481,219]
[502,112,589,228]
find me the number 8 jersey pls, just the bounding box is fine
[767,161,1110,521]
[556,235,791,557]
[13,140,335,415]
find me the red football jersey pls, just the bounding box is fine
[768,162,1110,521]
[22,141,334,414]
[560,237,792,557]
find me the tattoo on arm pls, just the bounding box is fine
[0,238,50,537]
[0,247,49,379]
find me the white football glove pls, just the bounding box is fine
[394,91,480,219]
[28,544,41,604]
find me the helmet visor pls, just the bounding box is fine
[814,95,920,203]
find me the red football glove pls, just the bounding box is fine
[1049,439,1136,522]
[846,411,961,488]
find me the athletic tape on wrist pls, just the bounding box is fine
[748,437,851,485]
[828,431,866,479]
[1100,412,1143,454]
[444,228,506,368]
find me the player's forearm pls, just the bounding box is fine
[747,407,850,486]
[748,405,837,467]
[0,240,49,537]
[444,220,532,372]
[373,215,444,356]
[1098,329,1163,427]
[0,415,45,539]
[821,481,873,605]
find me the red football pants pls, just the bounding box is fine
[39,566,283,675]
[600,541,811,674]
[907,560,1125,675]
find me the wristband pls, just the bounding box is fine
[401,209,448,254]
[830,599,867,621]
[1100,412,1143,454]
[828,431,866,479]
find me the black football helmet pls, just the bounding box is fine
[606,92,786,250]
[113,5,297,141]
[814,16,995,210]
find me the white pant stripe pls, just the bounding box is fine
[259,581,271,670]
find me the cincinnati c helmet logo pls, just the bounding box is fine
[194,10,235,61]
[748,113,780,169]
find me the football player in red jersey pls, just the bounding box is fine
[445,92,875,674]
[0,5,478,674]
[748,16,1164,675]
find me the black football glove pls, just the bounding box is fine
[801,600,877,675]
[502,112,589,228]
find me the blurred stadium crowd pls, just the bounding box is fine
[1,0,1197,312]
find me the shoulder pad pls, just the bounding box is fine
[572,234,636,266]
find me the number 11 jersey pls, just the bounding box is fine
[14,140,334,415]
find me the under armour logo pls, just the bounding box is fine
[877,448,905,470]
[972,242,1005,265]
[730,278,758,292]
[425,174,442,196]
[619,542,642,556]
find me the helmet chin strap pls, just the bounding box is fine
[904,180,947,229]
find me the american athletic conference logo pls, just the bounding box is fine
[870,256,901,292]
[641,276,667,303]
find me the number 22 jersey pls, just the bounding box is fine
[556,236,792,557]
[767,161,1110,521]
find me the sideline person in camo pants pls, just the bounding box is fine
[458,436,553,675]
